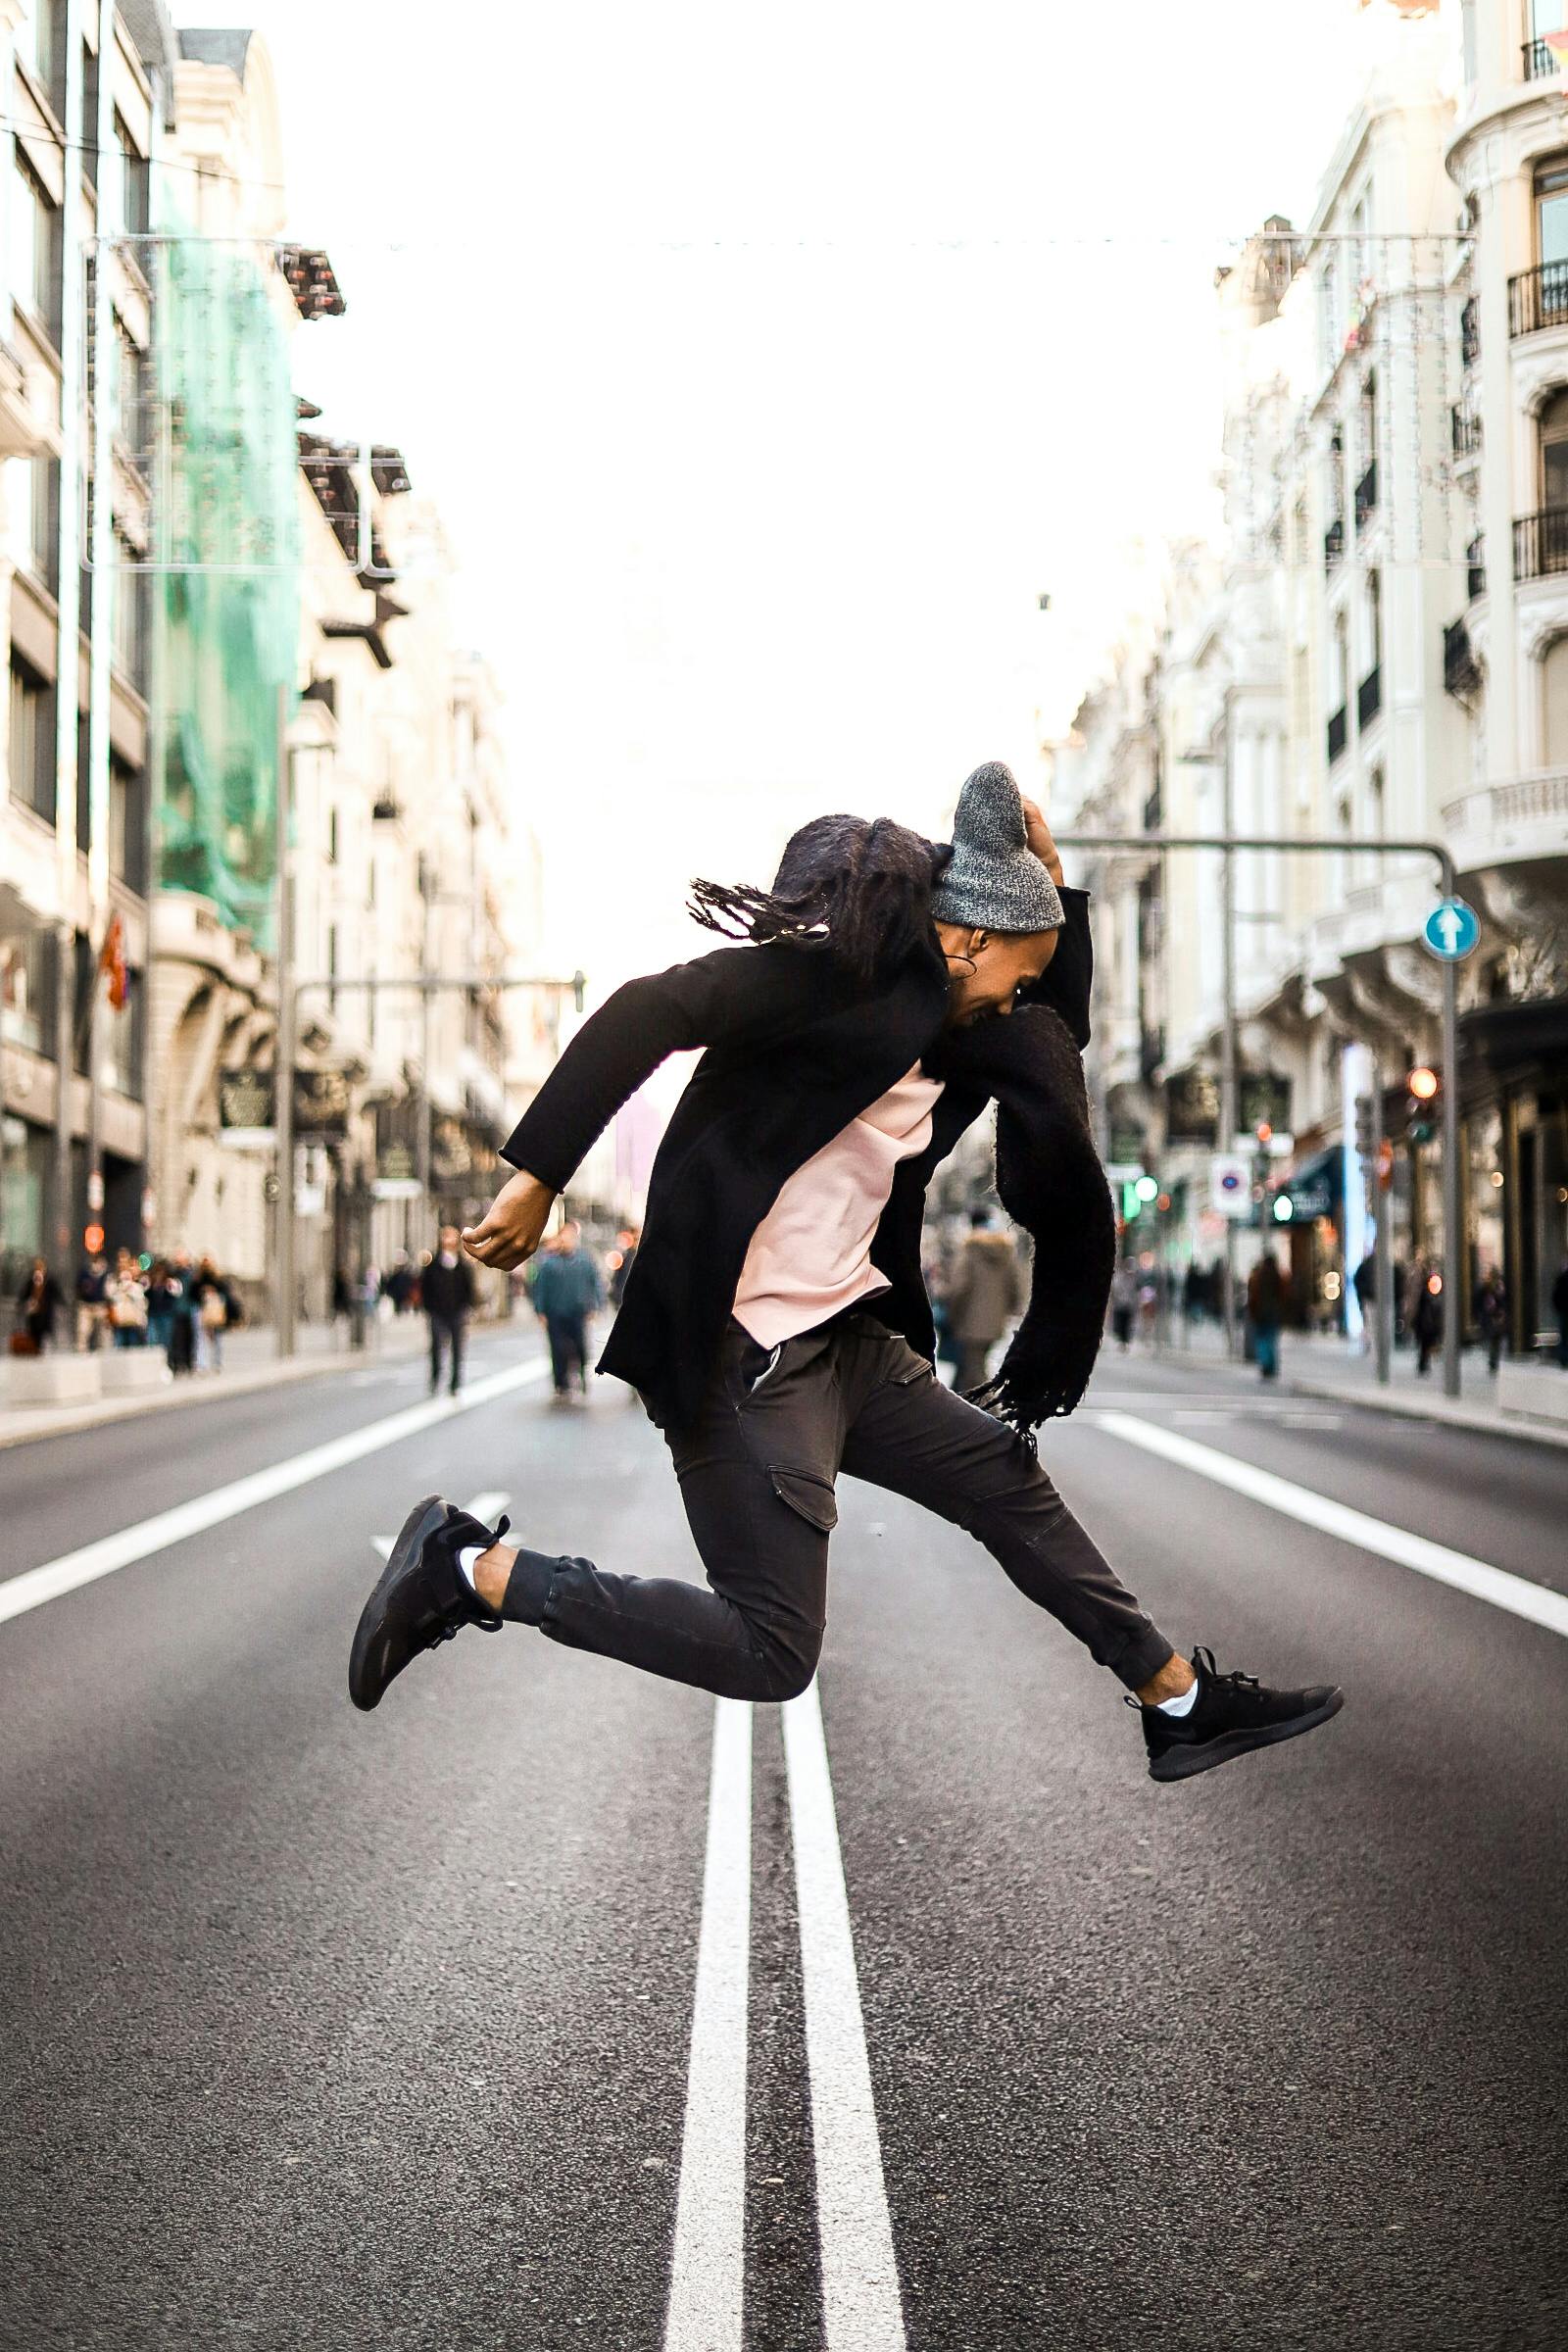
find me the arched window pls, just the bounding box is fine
[1542,388,1568,512]
[1543,633,1568,766]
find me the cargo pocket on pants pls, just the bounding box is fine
[768,1465,839,1531]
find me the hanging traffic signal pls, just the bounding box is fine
[1405,1065,1441,1144]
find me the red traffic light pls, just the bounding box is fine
[1407,1066,1440,1102]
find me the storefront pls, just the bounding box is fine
[1461,997,1568,1356]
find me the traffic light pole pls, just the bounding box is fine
[1056,833,1464,1399]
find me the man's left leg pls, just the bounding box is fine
[448,1316,465,1396]
[840,1331,1342,1782]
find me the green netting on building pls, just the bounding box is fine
[156,231,299,950]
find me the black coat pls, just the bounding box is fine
[502,893,1095,1432]
[421,1254,475,1321]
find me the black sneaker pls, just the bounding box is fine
[1135,1645,1344,1783]
[348,1495,508,1713]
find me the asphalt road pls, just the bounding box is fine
[1,1328,1564,2351]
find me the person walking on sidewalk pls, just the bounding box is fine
[350,761,1343,1786]
[1247,1249,1290,1382]
[943,1208,1026,1394]
[529,1220,605,1397]
[106,1249,148,1348]
[1473,1265,1507,1376]
[13,1257,62,1353]
[1109,1258,1139,1352]
[1411,1261,1444,1378]
[421,1227,474,1397]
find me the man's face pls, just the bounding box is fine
[560,1222,580,1249]
[939,925,1059,1027]
[439,1227,460,1252]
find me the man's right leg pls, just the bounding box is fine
[429,1318,444,1394]
[545,1316,570,1394]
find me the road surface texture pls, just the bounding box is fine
[2,1330,1563,2351]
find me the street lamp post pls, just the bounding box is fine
[1056,830,1466,1400]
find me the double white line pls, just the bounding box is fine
[664,1686,906,2352]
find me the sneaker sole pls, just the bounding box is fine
[1149,1688,1345,1783]
[348,1494,448,1712]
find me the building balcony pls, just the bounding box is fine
[1444,616,1483,703]
[1461,296,1480,368]
[1324,517,1345,572]
[1467,533,1487,602]
[1327,704,1348,765]
[1443,770,1568,877]
[1508,260,1568,338]
[1450,404,1482,461]
[1353,461,1378,528]
[1513,506,1568,580]
[1357,666,1382,728]
[1522,36,1559,81]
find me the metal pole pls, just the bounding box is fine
[273,687,296,1358]
[1371,1052,1393,1388]
[417,879,433,1230]
[84,0,117,1255]
[1218,744,1239,1364]
[1440,950,1461,1399]
[50,5,88,1274]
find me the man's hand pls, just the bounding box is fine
[463,1169,557,1271]
[1019,796,1065,888]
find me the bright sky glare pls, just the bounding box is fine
[179,0,1405,989]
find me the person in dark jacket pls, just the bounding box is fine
[529,1221,605,1397]
[1410,1260,1444,1377]
[15,1258,63,1351]
[1246,1250,1291,1381]
[421,1227,475,1396]
[350,763,1342,1787]
[943,1208,1027,1392]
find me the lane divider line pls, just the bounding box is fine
[663,1697,754,2352]
[1097,1411,1568,1642]
[0,1360,550,1632]
[783,1679,906,2352]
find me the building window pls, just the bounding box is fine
[1367,567,1383,669]
[1541,387,1568,512]
[111,533,145,681]
[1318,254,1338,371]
[108,758,146,891]
[3,925,58,1056]
[1536,156,1568,269]
[8,659,55,823]
[17,0,66,114]
[1544,634,1568,765]
[10,156,62,344]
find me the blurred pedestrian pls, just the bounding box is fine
[421,1225,474,1396]
[941,1209,1026,1392]
[1247,1249,1290,1382]
[106,1249,148,1348]
[165,1249,197,1375]
[383,1253,416,1315]
[1411,1262,1444,1377]
[74,1252,110,1352]
[1473,1265,1507,1376]
[192,1255,234,1374]
[13,1257,62,1353]
[1110,1258,1138,1351]
[144,1258,174,1357]
[529,1218,604,1397]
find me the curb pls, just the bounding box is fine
[1289,1375,1568,1453]
[0,1337,430,1452]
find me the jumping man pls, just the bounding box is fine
[349,762,1343,1783]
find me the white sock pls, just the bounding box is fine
[1156,1675,1200,1717]
[456,1544,487,1593]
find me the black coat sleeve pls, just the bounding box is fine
[1016,885,1093,1051]
[500,945,811,1194]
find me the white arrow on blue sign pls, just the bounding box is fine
[1422,897,1480,962]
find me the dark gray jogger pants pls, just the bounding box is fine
[507,1312,1174,1700]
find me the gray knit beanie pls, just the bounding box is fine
[930,760,1063,935]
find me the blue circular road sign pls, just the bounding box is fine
[1422,897,1480,961]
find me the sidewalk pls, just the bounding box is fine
[1146,1319,1568,1451]
[0,1315,435,1451]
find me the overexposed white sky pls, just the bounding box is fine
[180,0,1410,991]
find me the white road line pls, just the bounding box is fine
[664,1697,753,2352]
[1098,1411,1568,1642]
[0,1360,550,1631]
[782,1680,906,2352]
[371,1490,514,1562]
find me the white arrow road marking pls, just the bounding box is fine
[0,1360,549,1630]
[783,1679,906,2350]
[1097,1410,1568,1641]
[370,1491,513,1562]
[663,1697,753,2352]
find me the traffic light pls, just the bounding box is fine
[1405,1064,1441,1145]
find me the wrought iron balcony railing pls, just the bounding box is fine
[1450,405,1482,458]
[1523,36,1558,80]
[1444,617,1482,704]
[1461,296,1481,368]
[1513,506,1568,579]
[1508,260,1568,337]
